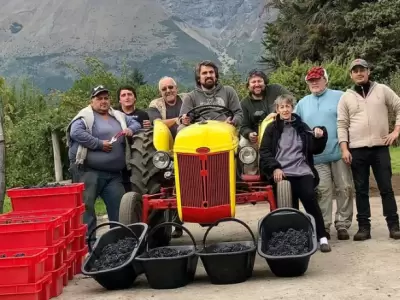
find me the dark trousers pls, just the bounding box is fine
[350,146,399,228]
[121,167,132,192]
[286,175,327,240]
[69,163,125,239]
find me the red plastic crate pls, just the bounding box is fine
[3,208,75,237]
[72,224,87,252]
[0,216,63,250]
[7,183,85,211]
[63,231,75,261]
[0,272,52,300]
[0,248,48,285]
[63,252,76,286]
[72,204,85,230]
[73,245,88,275]
[50,263,66,298]
[45,239,65,272]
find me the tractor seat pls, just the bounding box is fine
[241,174,261,182]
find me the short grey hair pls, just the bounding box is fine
[274,94,297,108]
[158,76,177,91]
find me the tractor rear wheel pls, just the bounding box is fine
[276,180,293,208]
[126,129,172,247]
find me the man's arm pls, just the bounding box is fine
[125,115,142,133]
[177,93,195,131]
[226,86,244,127]
[384,84,400,134]
[239,101,253,139]
[337,95,350,151]
[70,118,103,150]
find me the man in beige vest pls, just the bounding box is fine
[148,76,186,238]
[337,59,400,241]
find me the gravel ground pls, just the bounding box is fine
[58,197,400,300]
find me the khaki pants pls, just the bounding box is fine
[239,136,259,175]
[315,159,354,233]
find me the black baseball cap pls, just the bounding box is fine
[91,85,110,98]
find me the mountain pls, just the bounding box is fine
[0,0,278,91]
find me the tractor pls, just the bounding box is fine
[118,104,291,247]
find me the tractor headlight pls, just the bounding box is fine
[238,146,257,165]
[153,151,170,169]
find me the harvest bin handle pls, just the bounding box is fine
[263,208,315,234]
[87,221,139,254]
[146,222,197,251]
[202,217,257,249]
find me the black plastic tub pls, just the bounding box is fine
[257,208,318,277]
[197,217,256,284]
[135,222,198,289]
[81,221,148,290]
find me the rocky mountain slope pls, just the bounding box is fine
[0,0,277,91]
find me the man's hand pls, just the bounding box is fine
[266,112,277,120]
[181,114,191,125]
[384,131,399,146]
[249,132,258,143]
[313,127,324,139]
[142,120,151,129]
[273,169,285,182]
[342,149,352,165]
[226,117,234,125]
[123,128,133,137]
[102,140,112,152]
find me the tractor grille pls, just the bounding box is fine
[177,151,231,208]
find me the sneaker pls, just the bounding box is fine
[353,227,371,241]
[320,243,331,253]
[337,229,350,240]
[389,224,400,240]
[172,228,183,238]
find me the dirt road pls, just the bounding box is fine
[60,197,400,300]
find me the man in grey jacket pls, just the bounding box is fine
[178,60,243,129]
[67,85,142,243]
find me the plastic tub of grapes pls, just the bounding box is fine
[257,208,318,277]
[135,222,198,290]
[81,221,148,290]
[196,217,257,285]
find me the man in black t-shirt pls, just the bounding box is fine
[116,85,151,193]
[116,85,151,128]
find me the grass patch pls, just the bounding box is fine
[390,147,400,174]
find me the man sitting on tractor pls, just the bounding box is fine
[259,94,331,253]
[178,60,243,128]
[239,69,290,174]
[148,76,186,139]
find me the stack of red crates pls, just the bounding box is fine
[0,183,87,300]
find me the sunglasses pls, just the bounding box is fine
[161,85,175,92]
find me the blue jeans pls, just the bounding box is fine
[69,164,125,239]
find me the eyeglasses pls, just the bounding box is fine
[161,85,175,92]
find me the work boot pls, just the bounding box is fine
[337,228,350,240]
[388,224,400,240]
[172,227,183,238]
[353,226,371,241]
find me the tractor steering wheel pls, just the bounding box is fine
[186,104,234,124]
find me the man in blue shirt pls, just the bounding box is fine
[295,66,354,241]
[66,85,142,244]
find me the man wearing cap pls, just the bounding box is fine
[239,69,289,174]
[338,59,400,241]
[66,85,142,244]
[295,66,354,241]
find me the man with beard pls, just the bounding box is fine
[148,76,186,238]
[338,58,400,241]
[179,60,243,129]
[239,69,289,174]
[148,76,186,139]
[116,85,151,192]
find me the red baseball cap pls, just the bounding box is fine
[305,66,327,81]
